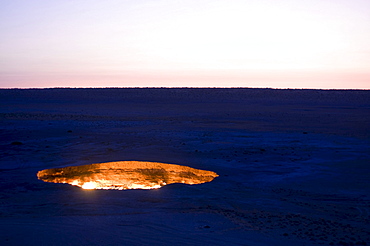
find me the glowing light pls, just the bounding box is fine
[81,182,97,190]
[37,161,218,190]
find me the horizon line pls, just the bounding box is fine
[0,86,369,91]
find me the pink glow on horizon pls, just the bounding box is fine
[2,70,369,89]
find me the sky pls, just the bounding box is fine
[1,0,369,89]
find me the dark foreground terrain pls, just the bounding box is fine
[0,88,369,245]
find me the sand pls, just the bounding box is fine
[0,88,369,245]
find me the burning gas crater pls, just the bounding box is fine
[37,161,219,190]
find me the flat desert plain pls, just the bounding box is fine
[0,88,369,246]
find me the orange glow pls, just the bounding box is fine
[81,182,97,190]
[37,161,218,190]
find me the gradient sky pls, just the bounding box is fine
[1,0,369,89]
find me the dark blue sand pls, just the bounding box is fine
[0,88,369,245]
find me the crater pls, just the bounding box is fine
[37,161,219,190]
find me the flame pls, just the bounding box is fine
[81,182,97,189]
[37,161,218,190]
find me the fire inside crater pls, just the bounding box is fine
[37,161,219,190]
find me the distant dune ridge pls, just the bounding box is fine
[1,88,369,138]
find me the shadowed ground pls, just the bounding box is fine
[0,88,369,245]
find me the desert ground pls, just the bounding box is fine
[0,88,369,246]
